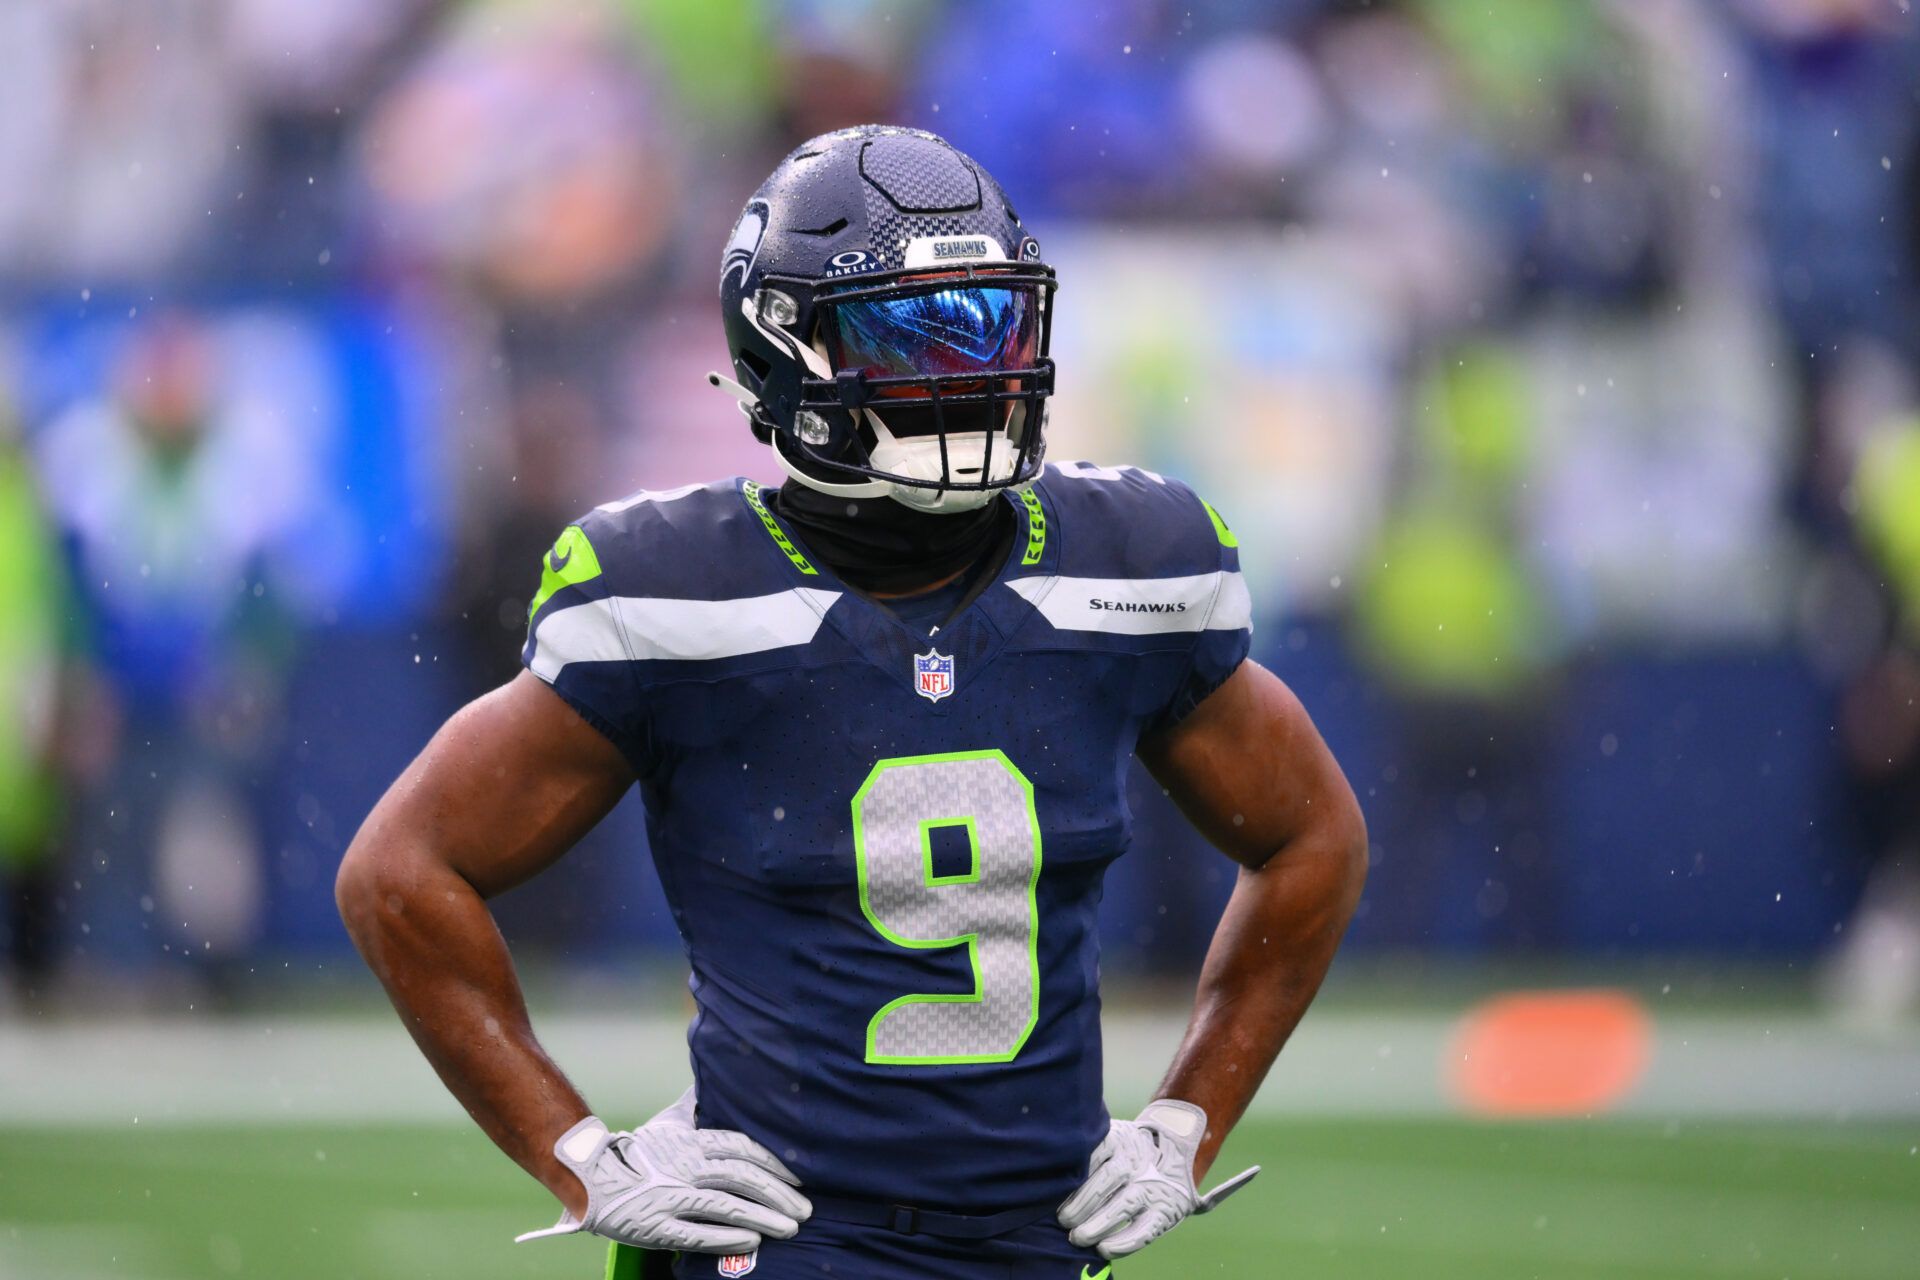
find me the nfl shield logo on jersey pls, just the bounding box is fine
[914,647,956,703]
[718,1252,757,1277]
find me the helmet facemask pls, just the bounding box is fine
[755,264,1056,512]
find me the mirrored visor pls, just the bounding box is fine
[824,284,1040,382]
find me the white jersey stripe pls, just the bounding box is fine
[1006,572,1251,637]
[1206,569,1254,633]
[593,483,707,515]
[530,588,841,678]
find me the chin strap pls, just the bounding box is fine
[708,368,893,498]
[708,368,792,450]
[771,431,893,499]
[710,370,1002,510]
[706,371,759,418]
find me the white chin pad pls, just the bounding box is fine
[887,482,997,513]
[867,419,1018,513]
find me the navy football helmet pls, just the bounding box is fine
[710,126,1056,512]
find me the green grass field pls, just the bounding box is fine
[5,1117,1918,1280]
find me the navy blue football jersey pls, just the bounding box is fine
[523,462,1252,1212]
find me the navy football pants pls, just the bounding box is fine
[609,1212,1113,1279]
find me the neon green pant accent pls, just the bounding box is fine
[606,1241,674,1280]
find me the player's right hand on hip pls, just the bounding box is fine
[514,1089,811,1254]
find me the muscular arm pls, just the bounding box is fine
[1137,659,1367,1180]
[336,671,636,1216]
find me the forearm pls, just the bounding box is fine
[337,836,591,1215]
[1155,825,1365,1179]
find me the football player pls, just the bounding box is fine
[338,125,1366,1279]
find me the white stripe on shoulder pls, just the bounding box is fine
[1207,570,1253,632]
[1007,572,1250,636]
[530,588,840,678]
[594,483,707,515]
[530,598,629,679]
[1047,460,1167,485]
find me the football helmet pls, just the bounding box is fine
[711,125,1056,512]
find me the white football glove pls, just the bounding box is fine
[1057,1099,1260,1260]
[515,1089,811,1255]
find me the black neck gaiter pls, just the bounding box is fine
[769,482,1014,594]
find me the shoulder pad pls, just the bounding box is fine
[1035,461,1238,582]
[570,478,801,602]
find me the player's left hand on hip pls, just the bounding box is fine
[1057,1099,1260,1260]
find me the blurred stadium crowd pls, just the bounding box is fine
[1,0,1918,1018]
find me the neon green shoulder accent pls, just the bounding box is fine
[1202,498,1239,548]
[528,524,604,619]
[742,481,818,576]
[1017,486,1047,565]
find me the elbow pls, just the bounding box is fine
[1253,792,1367,920]
[334,846,369,938]
[334,837,388,948]
[1327,794,1369,914]
[1342,809,1370,907]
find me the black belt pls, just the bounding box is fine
[807,1192,1059,1240]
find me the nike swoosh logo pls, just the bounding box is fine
[1080,1267,1111,1280]
[547,545,573,574]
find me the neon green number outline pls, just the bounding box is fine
[852,749,1043,1066]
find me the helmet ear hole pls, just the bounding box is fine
[739,349,771,387]
[749,413,774,445]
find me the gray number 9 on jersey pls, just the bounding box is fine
[852,751,1044,1065]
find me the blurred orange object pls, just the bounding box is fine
[1447,989,1653,1117]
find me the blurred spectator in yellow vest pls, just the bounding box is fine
[1354,339,1557,948]
[1829,414,1920,1024]
[0,390,73,1000]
